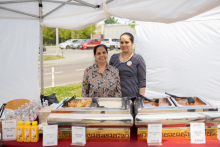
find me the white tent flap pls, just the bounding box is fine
[135,18,220,104]
[0,19,39,104]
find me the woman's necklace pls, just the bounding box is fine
[121,52,133,62]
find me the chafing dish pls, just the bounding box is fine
[134,97,176,115]
[48,97,133,128]
[52,97,129,113]
[170,96,214,108]
[135,96,218,115]
[135,112,220,128]
[135,96,219,127]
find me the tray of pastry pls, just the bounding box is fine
[51,97,130,113]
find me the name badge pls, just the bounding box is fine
[127,61,132,66]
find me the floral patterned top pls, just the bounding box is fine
[82,63,121,97]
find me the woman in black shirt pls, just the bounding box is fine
[109,32,146,100]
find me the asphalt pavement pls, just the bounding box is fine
[38,46,120,88]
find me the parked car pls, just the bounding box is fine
[59,39,78,49]
[79,39,102,49]
[38,45,46,54]
[101,38,120,50]
[70,39,87,49]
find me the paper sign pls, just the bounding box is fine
[43,125,58,146]
[190,123,206,144]
[2,120,16,141]
[72,126,86,146]
[147,123,162,145]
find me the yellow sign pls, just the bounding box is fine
[137,128,217,141]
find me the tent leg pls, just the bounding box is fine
[39,0,44,98]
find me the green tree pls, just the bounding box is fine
[128,20,135,29]
[43,27,56,39]
[73,24,96,39]
[104,17,118,24]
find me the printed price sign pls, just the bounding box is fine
[190,123,205,144]
[2,120,16,141]
[147,123,162,145]
[72,126,86,146]
[43,125,58,146]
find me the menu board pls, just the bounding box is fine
[147,123,162,145]
[190,123,205,144]
[72,126,86,146]
[2,120,16,141]
[43,125,58,146]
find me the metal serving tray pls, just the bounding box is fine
[52,97,130,113]
[134,97,176,115]
[48,97,133,127]
[134,96,218,114]
[51,97,93,113]
[170,96,212,108]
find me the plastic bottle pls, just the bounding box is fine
[16,121,24,142]
[42,102,46,108]
[45,100,48,107]
[31,121,39,142]
[24,121,31,142]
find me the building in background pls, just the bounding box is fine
[93,24,104,39]
[104,24,135,39]
[93,24,135,39]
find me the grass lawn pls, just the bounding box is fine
[44,83,82,102]
[38,55,63,61]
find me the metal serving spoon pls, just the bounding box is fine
[165,92,195,104]
[92,97,102,107]
[136,93,159,103]
[63,95,76,107]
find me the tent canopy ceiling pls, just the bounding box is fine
[0,0,220,30]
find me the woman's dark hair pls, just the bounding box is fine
[120,32,134,43]
[93,44,108,55]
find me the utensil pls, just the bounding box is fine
[92,97,102,107]
[165,92,195,104]
[63,95,76,107]
[136,93,159,103]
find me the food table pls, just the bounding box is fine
[4,96,220,146]
[3,125,220,147]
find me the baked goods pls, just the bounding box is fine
[65,99,92,107]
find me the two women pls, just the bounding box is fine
[82,33,146,98]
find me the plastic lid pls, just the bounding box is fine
[32,121,38,126]
[25,121,30,126]
[18,121,24,125]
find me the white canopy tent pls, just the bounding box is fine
[135,5,220,106]
[0,0,220,104]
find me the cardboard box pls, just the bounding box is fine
[38,106,54,124]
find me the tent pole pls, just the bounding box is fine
[56,28,59,55]
[39,0,44,98]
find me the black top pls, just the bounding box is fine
[109,53,146,98]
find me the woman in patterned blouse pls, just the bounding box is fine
[82,44,122,97]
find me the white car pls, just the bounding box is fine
[101,38,120,50]
[59,39,78,49]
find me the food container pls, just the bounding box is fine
[134,97,176,115]
[134,96,220,141]
[48,97,133,141]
